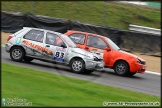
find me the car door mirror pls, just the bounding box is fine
[61,44,67,48]
[105,47,111,51]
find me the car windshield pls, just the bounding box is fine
[104,37,120,50]
[60,34,78,48]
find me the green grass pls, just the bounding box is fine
[2,63,160,107]
[1,44,5,47]
[1,1,161,30]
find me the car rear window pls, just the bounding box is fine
[23,29,44,43]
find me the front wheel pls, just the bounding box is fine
[70,58,85,74]
[10,47,24,62]
[114,61,129,76]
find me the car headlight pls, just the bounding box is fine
[93,56,103,61]
[137,58,146,65]
[137,58,141,64]
[93,56,98,61]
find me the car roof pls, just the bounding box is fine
[23,27,63,36]
[67,30,108,39]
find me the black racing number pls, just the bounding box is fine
[60,53,64,58]
[55,52,60,57]
[55,52,64,58]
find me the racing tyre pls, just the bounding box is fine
[70,58,85,74]
[24,56,33,62]
[10,47,24,62]
[114,61,129,76]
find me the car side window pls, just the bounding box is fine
[86,36,108,49]
[46,32,66,47]
[23,29,44,43]
[46,32,58,45]
[69,33,85,44]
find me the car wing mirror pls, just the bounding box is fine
[105,47,111,51]
[61,44,67,48]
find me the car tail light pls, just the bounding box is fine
[7,36,13,41]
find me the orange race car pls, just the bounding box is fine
[65,30,146,76]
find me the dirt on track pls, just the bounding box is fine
[1,32,161,73]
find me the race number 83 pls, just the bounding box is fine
[55,51,65,58]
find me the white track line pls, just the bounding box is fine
[1,44,161,75]
[145,71,161,75]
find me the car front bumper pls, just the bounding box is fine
[130,63,146,73]
[85,60,104,71]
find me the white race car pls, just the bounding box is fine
[5,27,104,74]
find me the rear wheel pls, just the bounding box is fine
[24,56,33,62]
[114,61,129,76]
[70,58,85,74]
[10,47,24,62]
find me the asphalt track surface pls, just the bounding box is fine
[1,47,161,97]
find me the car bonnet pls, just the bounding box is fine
[70,47,94,58]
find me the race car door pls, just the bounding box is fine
[42,32,68,63]
[86,35,112,65]
[86,35,108,58]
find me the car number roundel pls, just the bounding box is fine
[54,47,66,62]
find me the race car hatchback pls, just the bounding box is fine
[65,30,146,76]
[5,27,104,74]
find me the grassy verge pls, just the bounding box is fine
[1,1,160,30]
[1,44,5,47]
[2,63,160,107]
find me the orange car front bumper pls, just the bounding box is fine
[130,63,146,73]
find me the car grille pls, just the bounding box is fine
[97,59,103,62]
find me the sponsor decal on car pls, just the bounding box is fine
[15,37,22,44]
[67,53,73,57]
[22,40,53,55]
[54,47,66,62]
[56,47,66,52]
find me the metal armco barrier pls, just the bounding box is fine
[129,24,161,36]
